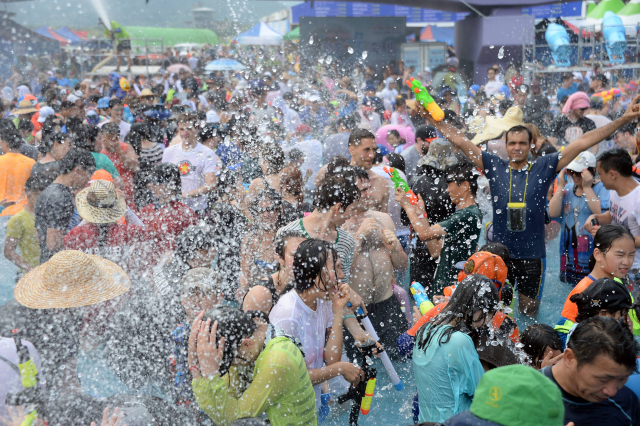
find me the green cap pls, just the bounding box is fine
[470,365,564,426]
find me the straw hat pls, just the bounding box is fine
[15,250,131,309]
[11,99,38,115]
[76,179,127,224]
[471,106,524,145]
[139,88,156,98]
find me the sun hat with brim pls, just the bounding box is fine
[76,179,127,224]
[15,250,131,309]
[139,88,156,98]
[11,99,38,115]
[470,364,564,426]
[37,106,56,123]
[566,150,596,172]
[457,251,508,287]
[471,116,505,145]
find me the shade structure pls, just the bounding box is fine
[123,27,219,49]
[205,58,247,71]
[34,26,70,45]
[619,0,640,26]
[420,25,454,45]
[166,64,192,74]
[235,22,282,45]
[53,27,84,45]
[283,26,300,41]
[586,0,625,19]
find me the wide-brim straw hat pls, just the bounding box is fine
[471,106,524,145]
[15,250,131,309]
[76,179,127,224]
[11,99,38,115]
[139,88,156,98]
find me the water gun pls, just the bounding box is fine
[383,166,418,205]
[349,304,404,391]
[593,88,621,103]
[443,285,457,298]
[410,281,435,315]
[406,77,445,121]
[360,376,377,415]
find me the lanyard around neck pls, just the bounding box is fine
[508,163,532,204]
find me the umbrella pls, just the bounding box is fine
[204,59,246,71]
[283,27,300,41]
[374,124,416,153]
[166,64,191,74]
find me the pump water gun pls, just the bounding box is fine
[360,376,377,415]
[383,166,418,205]
[337,341,377,425]
[410,281,435,315]
[406,77,445,121]
[443,285,457,298]
[593,88,621,103]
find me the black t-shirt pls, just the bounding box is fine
[30,161,60,184]
[550,115,597,145]
[543,366,640,426]
[35,183,75,263]
[19,142,38,161]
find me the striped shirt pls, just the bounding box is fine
[277,218,355,284]
[139,143,165,169]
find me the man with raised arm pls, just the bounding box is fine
[419,96,640,316]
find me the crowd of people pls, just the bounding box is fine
[1,44,640,426]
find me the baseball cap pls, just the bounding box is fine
[181,267,221,294]
[566,151,596,172]
[37,106,56,123]
[470,364,564,426]
[415,124,437,141]
[206,110,219,123]
[67,94,80,103]
[97,97,111,109]
[572,277,632,315]
[364,84,376,92]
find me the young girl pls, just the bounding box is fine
[554,224,636,347]
[413,274,498,423]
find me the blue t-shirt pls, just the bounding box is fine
[556,83,577,102]
[482,151,560,259]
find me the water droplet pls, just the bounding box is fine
[489,45,494,49]
[362,51,368,59]
[326,55,333,64]
[496,209,502,214]
[498,46,504,59]
[309,36,314,45]
[348,47,354,54]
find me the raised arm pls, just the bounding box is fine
[416,105,484,169]
[558,94,640,172]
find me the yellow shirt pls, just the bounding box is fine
[6,208,40,271]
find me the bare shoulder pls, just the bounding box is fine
[365,210,395,231]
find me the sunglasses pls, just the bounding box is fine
[580,107,589,112]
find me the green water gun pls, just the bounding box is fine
[406,77,445,121]
[383,166,418,205]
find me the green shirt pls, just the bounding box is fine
[432,204,482,296]
[193,336,317,426]
[90,152,120,178]
[6,208,40,271]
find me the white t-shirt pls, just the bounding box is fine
[484,79,501,96]
[609,184,640,269]
[98,119,131,141]
[161,142,217,211]
[586,114,615,155]
[293,138,323,191]
[269,290,334,410]
[188,56,198,70]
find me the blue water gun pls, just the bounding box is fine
[410,282,435,315]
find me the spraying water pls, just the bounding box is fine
[91,0,111,30]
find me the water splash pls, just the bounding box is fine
[498,46,504,59]
[90,0,111,30]
[309,36,314,45]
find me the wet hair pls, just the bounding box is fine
[124,129,142,156]
[567,316,639,371]
[197,123,219,143]
[520,324,562,367]
[288,148,305,162]
[60,100,74,110]
[395,97,406,107]
[325,156,350,176]
[73,125,100,152]
[387,129,401,139]
[24,175,50,193]
[479,242,510,261]
[108,98,122,109]
[313,174,360,212]
[259,143,285,175]
[505,125,533,145]
[175,224,217,264]
[572,278,632,323]
[18,119,33,132]
[386,153,406,174]
[444,162,479,196]
[100,122,120,137]
[280,166,304,202]
[597,148,633,178]
[0,127,23,151]
[149,162,182,194]
[337,114,358,131]
[177,111,200,125]
[348,128,376,146]
[282,239,339,295]
[130,123,151,141]
[58,148,96,175]
[347,165,370,182]
[588,224,635,271]
[417,275,498,350]
[275,230,307,260]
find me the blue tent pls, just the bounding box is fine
[235,22,282,45]
[54,27,82,45]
